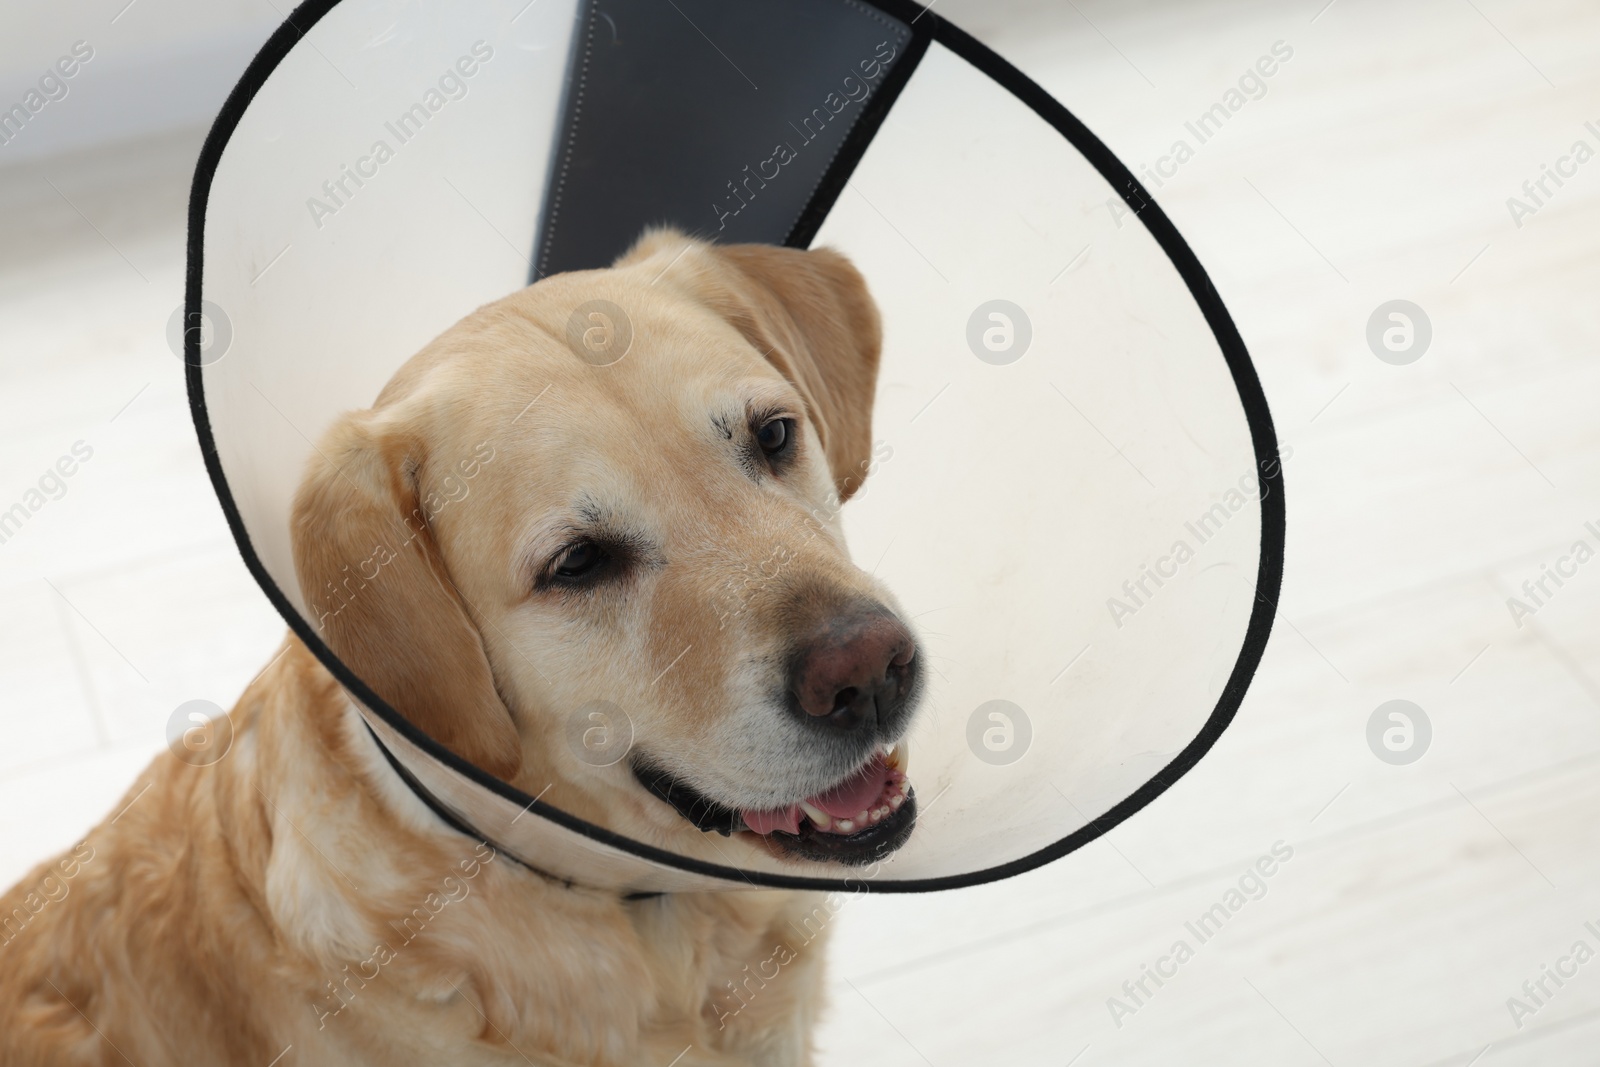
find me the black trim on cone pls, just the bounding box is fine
[185,0,1285,893]
[785,20,932,250]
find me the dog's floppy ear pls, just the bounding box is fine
[290,410,523,781]
[623,231,883,502]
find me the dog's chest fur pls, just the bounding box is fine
[0,641,828,1067]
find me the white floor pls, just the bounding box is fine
[1,1,1598,1064]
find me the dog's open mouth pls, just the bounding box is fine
[632,745,917,866]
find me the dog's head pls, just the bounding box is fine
[290,231,921,868]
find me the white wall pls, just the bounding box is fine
[0,0,281,163]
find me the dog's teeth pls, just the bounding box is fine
[885,743,908,774]
[799,801,833,830]
[836,818,856,833]
[888,794,905,810]
[856,810,870,823]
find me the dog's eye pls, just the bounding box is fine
[553,541,605,582]
[756,418,792,456]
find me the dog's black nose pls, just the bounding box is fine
[789,611,918,734]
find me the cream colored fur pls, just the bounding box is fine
[0,233,895,1066]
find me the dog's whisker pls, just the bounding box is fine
[27,226,938,1061]
[870,536,896,576]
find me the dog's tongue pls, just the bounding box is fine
[808,753,893,816]
[741,753,891,836]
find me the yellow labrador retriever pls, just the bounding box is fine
[0,231,922,1066]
